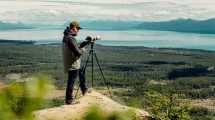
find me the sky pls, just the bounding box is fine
[0,0,215,24]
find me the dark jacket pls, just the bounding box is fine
[62,27,90,72]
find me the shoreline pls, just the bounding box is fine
[0,39,215,52]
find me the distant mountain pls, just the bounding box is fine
[82,21,141,30]
[71,19,215,34]
[136,18,215,34]
[65,20,141,31]
[0,39,35,45]
[1,18,215,34]
[0,21,33,30]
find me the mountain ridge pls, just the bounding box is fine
[1,18,215,34]
[136,18,215,34]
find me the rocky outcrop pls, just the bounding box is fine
[35,90,150,120]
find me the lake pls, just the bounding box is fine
[0,29,215,51]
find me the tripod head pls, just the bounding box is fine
[85,35,101,43]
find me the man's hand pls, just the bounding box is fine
[80,48,87,53]
[91,39,96,43]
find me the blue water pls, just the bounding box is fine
[1,29,215,51]
[34,39,215,51]
[97,40,215,51]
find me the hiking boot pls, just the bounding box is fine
[66,99,80,105]
[65,99,73,105]
[81,87,88,96]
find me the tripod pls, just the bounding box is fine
[75,42,112,98]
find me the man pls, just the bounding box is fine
[62,21,90,104]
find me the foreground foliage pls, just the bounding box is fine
[0,74,55,120]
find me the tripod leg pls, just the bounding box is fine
[83,50,92,72]
[79,68,87,95]
[94,53,112,97]
[91,50,94,87]
[74,51,91,99]
[74,84,80,99]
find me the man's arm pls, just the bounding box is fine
[79,40,91,48]
[66,37,83,57]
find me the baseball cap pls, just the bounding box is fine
[70,21,82,30]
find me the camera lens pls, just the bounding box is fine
[86,36,93,41]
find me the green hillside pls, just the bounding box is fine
[0,44,215,119]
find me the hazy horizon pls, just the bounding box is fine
[0,0,215,51]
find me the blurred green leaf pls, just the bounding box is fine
[0,74,55,120]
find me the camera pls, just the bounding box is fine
[85,35,101,42]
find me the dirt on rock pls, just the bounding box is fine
[34,90,150,120]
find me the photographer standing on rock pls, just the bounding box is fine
[62,21,90,104]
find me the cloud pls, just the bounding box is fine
[0,0,215,24]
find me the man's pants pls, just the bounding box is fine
[65,69,87,102]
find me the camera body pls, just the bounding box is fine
[85,35,101,42]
